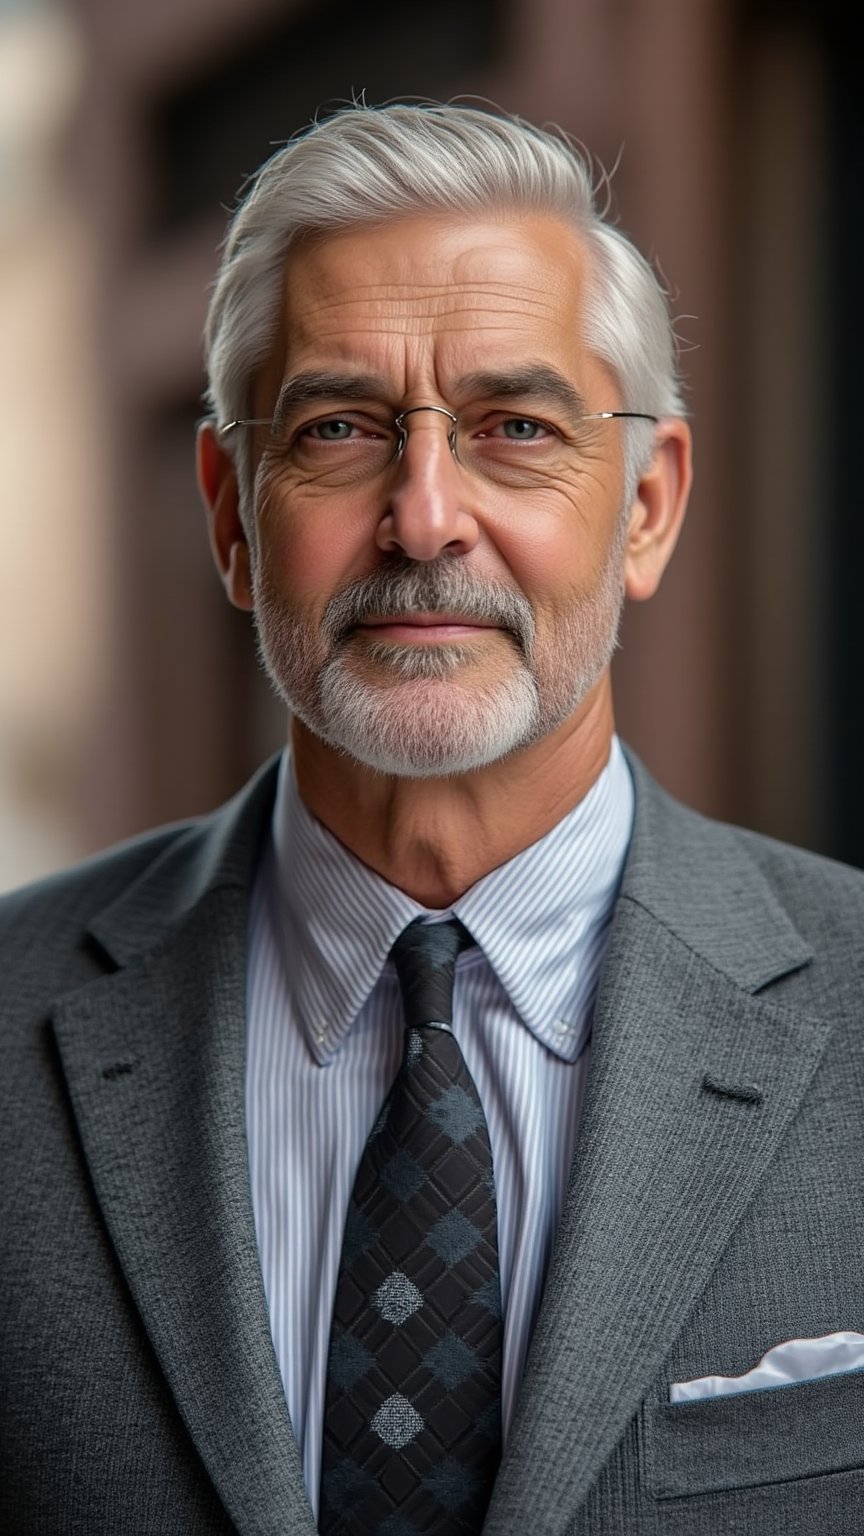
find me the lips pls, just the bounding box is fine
[356,615,498,641]
[361,613,497,626]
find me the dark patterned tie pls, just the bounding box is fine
[320,918,502,1536]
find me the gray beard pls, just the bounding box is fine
[252,553,625,778]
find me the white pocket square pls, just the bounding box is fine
[670,1330,864,1403]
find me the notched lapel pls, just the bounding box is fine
[486,767,830,1536]
[52,882,317,1536]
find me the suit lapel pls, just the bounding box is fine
[485,759,830,1535]
[52,764,318,1536]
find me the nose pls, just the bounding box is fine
[375,409,481,562]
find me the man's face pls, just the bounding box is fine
[243,213,635,777]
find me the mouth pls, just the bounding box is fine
[354,613,500,643]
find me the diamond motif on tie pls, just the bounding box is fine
[328,1334,375,1390]
[321,1460,378,1515]
[342,1202,376,1264]
[371,1394,425,1450]
[427,1209,482,1265]
[373,1272,423,1325]
[474,1273,502,1318]
[428,1085,486,1143]
[406,1028,423,1064]
[424,1332,478,1389]
[423,1457,481,1511]
[380,1148,426,1202]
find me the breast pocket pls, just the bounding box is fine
[642,1367,864,1498]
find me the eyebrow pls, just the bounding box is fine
[272,372,391,429]
[272,363,590,427]
[454,366,589,423]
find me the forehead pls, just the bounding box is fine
[269,213,606,396]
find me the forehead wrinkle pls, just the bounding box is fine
[292,274,560,313]
[295,296,557,328]
[319,279,553,298]
[291,315,558,345]
[281,210,588,342]
[310,286,559,317]
[305,310,550,331]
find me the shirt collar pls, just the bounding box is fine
[268,738,634,1065]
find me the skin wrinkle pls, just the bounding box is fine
[297,281,560,308]
[315,278,555,295]
[307,295,556,316]
[291,294,561,320]
[293,316,558,339]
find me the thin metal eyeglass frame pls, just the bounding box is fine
[216,404,659,468]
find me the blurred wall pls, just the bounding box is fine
[0,0,109,886]
[0,0,858,889]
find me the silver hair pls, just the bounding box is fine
[204,102,686,503]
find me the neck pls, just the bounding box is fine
[290,678,616,907]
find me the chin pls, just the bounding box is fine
[311,664,543,779]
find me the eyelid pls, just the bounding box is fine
[470,410,559,438]
[294,409,393,436]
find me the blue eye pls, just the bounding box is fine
[501,418,543,440]
[309,419,355,440]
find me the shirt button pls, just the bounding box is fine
[555,1019,572,1037]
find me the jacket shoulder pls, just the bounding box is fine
[623,751,864,1005]
[628,750,864,911]
[722,818,864,965]
[0,811,214,918]
[0,755,280,1007]
[728,818,864,895]
[0,819,204,999]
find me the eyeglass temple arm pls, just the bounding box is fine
[584,412,659,422]
[217,418,275,437]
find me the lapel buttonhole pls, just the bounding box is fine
[701,1073,764,1107]
[101,1061,137,1081]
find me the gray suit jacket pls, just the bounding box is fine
[3,751,864,1535]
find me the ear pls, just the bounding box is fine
[196,420,254,612]
[623,418,693,602]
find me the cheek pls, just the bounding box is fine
[253,492,373,606]
[489,492,622,601]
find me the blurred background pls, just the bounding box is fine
[1,0,861,891]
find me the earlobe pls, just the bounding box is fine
[196,420,254,612]
[623,419,693,603]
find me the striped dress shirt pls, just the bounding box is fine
[246,736,635,1516]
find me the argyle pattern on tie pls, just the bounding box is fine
[320,918,502,1536]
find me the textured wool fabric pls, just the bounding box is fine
[321,919,502,1535]
[5,751,864,1534]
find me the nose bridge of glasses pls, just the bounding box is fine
[393,404,459,461]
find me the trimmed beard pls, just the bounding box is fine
[252,545,625,778]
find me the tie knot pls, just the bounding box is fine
[390,918,474,1029]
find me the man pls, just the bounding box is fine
[2,102,864,1536]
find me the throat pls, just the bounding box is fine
[290,680,616,903]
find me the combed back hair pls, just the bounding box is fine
[204,102,686,501]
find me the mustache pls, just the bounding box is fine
[321,559,535,658]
